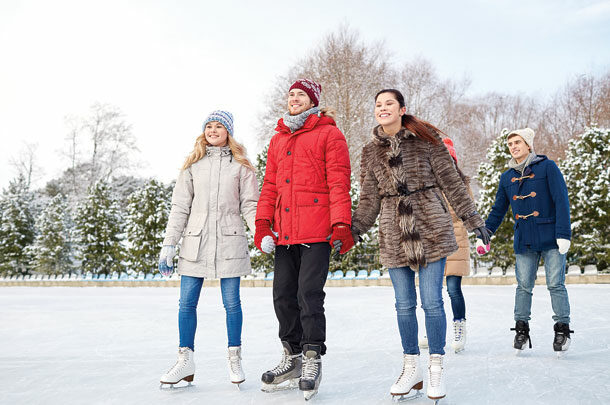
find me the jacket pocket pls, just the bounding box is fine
[534,216,556,246]
[433,191,448,213]
[180,226,203,261]
[221,226,248,260]
[296,191,331,240]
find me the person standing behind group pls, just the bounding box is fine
[351,89,490,402]
[482,128,573,355]
[254,79,353,400]
[419,137,473,354]
[158,110,260,388]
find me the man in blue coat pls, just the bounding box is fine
[483,128,573,355]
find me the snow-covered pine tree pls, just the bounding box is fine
[560,126,610,269]
[249,146,275,273]
[0,174,35,276]
[73,180,124,275]
[125,179,171,274]
[31,194,73,275]
[474,128,515,271]
[329,173,381,274]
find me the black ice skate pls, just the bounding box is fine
[299,344,322,401]
[511,320,532,354]
[261,341,302,392]
[553,322,574,357]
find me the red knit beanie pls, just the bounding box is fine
[289,79,322,106]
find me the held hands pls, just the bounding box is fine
[327,224,355,260]
[476,239,491,256]
[158,245,176,276]
[557,238,570,255]
[473,226,492,256]
[255,220,277,254]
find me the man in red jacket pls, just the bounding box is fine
[255,79,353,399]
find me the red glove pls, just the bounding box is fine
[254,219,276,252]
[329,224,355,255]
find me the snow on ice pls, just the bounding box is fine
[1,284,609,404]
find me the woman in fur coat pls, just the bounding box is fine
[157,110,259,389]
[351,89,491,402]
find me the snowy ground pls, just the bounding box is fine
[1,284,609,405]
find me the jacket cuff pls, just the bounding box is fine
[462,214,485,232]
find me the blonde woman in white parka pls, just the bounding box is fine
[158,110,260,389]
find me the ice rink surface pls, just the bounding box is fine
[1,284,609,405]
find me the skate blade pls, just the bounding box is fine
[392,390,423,402]
[303,388,318,401]
[159,381,194,391]
[261,379,299,393]
[232,381,244,390]
[453,347,465,354]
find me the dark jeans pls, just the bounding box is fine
[446,275,466,321]
[273,242,331,355]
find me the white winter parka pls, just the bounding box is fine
[163,146,259,278]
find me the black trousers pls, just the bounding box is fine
[273,242,330,355]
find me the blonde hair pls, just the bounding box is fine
[182,133,255,172]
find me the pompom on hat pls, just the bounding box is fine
[507,128,535,153]
[203,110,234,136]
[289,79,322,106]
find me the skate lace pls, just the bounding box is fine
[429,356,443,388]
[167,350,189,376]
[396,356,417,383]
[453,322,463,341]
[270,351,299,375]
[302,356,320,380]
[229,352,242,374]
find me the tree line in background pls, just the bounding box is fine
[0,26,608,277]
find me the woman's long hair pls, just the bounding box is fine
[375,89,443,145]
[182,133,255,172]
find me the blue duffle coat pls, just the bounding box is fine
[485,155,571,254]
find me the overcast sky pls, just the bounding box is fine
[1,0,609,190]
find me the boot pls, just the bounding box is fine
[451,319,467,353]
[553,322,574,352]
[261,341,302,391]
[390,354,423,397]
[299,344,322,400]
[418,335,429,349]
[426,354,446,400]
[511,320,532,350]
[227,346,245,384]
[160,347,195,386]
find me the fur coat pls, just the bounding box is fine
[352,126,484,270]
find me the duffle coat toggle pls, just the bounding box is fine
[515,210,539,220]
[511,173,535,183]
[513,191,537,200]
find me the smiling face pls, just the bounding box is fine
[507,135,530,163]
[204,121,229,147]
[374,91,406,128]
[287,88,315,116]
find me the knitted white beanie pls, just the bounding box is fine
[507,128,535,153]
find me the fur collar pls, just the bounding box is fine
[372,125,416,147]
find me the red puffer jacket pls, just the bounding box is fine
[256,113,352,245]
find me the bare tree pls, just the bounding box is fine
[9,142,40,189]
[257,25,396,175]
[544,70,610,148]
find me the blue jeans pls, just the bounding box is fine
[446,275,465,321]
[178,275,243,350]
[389,258,447,355]
[514,248,570,324]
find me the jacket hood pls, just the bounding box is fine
[276,113,336,134]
